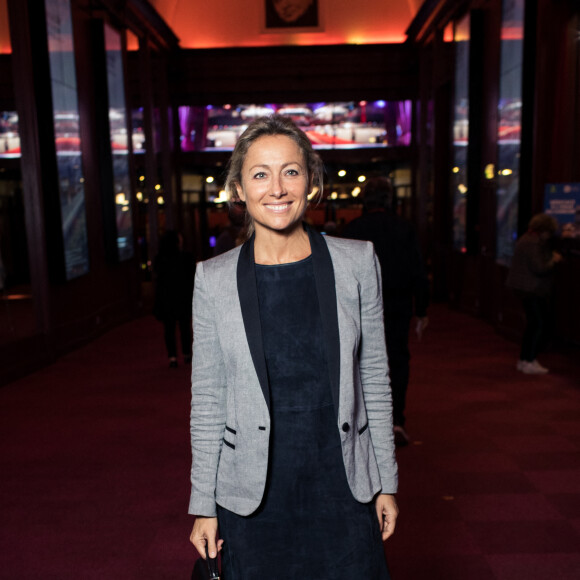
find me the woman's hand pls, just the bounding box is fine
[190,516,223,559]
[375,494,399,541]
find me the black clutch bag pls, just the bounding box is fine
[191,543,220,580]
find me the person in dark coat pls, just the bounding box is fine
[343,177,429,446]
[153,231,196,368]
[506,213,562,374]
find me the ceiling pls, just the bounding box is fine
[148,0,424,49]
[0,0,425,54]
[0,0,10,54]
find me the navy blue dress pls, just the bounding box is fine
[217,256,390,579]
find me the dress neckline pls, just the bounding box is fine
[254,255,312,268]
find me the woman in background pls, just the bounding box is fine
[507,213,562,374]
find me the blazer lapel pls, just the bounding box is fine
[307,226,341,420]
[237,235,271,413]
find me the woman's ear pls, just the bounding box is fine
[235,182,245,202]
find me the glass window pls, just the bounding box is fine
[45,0,90,279]
[495,0,524,265]
[178,101,413,152]
[0,112,20,159]
[104,24,134,260]
[451,15,470,253]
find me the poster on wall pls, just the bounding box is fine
[544,183,580,238]
[45,0,90,280]
[264,0,321,31]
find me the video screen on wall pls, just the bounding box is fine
[178,101,412,152]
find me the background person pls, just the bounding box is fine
[342,177,429,446]
[188,115,398,579]
[153,231,195,368]
[507,213,562,374]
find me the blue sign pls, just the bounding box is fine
[544,183,580,228]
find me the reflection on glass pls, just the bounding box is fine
[496,0,524,265]
[178,101,413,152]
[45,0,89,279]
[105,24,133,260]
[0,111,20,158]
[131,108,146,153]
[451,15,470,252]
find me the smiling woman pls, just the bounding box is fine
[188,115,398,579]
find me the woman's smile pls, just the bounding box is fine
[264,202,291,212]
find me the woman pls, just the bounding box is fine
[507,213,562,374]
[189,115,398,578]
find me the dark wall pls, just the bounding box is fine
[0,54,14,110]
[126,43,420,107]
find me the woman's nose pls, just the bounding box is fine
[270,175,286,198]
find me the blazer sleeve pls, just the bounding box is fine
[189,262,228,517]
[358,246,398,494]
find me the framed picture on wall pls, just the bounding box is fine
[264,0,322,31]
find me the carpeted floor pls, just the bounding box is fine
[0,305,579,579]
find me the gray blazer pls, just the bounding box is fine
[189,226,398,517]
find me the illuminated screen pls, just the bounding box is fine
[0,111,20,158]
[178,101,412,152]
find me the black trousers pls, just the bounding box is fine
[384,302,412,428]
[520,293,549,362]
[162,316,192,359]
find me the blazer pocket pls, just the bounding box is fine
[358,422,369,435]
[223,425,236,449]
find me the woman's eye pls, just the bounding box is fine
[285,169,299,176]
[253,172,266,179]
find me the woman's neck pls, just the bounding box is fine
[253,225,311,265]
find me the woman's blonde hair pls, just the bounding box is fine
[224,115,324,236]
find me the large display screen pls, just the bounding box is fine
[105,24,134,261]
[45,0,90,279]
[495,0,524,265]
[178,101,412,152]
[451,15,470,253]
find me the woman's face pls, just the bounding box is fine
[236,134,310,237]
[272,0,313,23]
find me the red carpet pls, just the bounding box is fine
[1,305,579,579]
